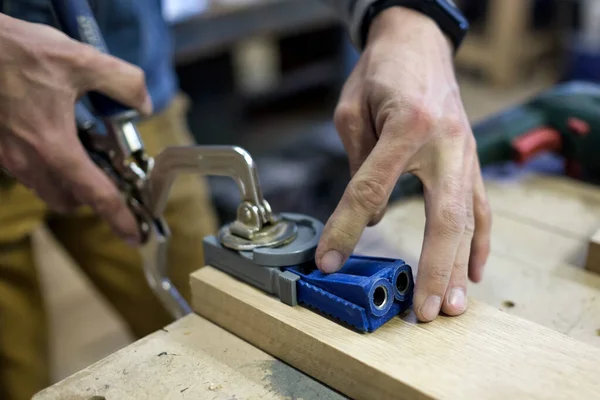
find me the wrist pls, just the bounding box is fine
[366,7,453,55]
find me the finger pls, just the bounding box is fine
[42,126,141,244]
[75,44,153,116]
[367,206,387,227]
[413,133,468,322]
[469,154,492,283]
[333,79,382,227]
[316,129,416,274]
[32,169,80,214]
[333,90,377,179]
[441,160,474,316]
[1,151,77,212]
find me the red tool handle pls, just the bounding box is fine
[511,127,562,164]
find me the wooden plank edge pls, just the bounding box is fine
[191,266,600,400]
[585,227,600,275]
[191,267,428,400]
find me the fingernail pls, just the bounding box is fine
[448,287,466,312]
[141,94,153,116]
[419,295,442,321]
[320,250,342,273]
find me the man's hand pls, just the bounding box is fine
[0,14,152,245]
[315,7,492,322]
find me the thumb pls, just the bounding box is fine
[315,134,410,273]
[74,43,153,116]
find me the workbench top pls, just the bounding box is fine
[35,167,600,399]
[35,312,342,399]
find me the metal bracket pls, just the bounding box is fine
[203,235,300,306]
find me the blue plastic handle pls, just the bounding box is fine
[50,0,133,118]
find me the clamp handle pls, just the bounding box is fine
[50,0,134,119]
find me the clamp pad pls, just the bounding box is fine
[238,213,324,267]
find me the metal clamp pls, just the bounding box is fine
[148,146,298,250]
[140,145,307,319]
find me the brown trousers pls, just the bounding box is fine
[0,94,219,400]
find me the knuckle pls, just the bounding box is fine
[475,193,492,222]
[465,134,477,153]
[327,223,356,246]
[349,178,388,214]
[401,98,437,133]
[464,208,475,237]
[132,67,149,105]
[334,102,362,135]
[35,138,76,173]
[443,116,466,139]
[91,191,124,216]
[69,44,101,78]
[438,200,467,236]
[133,66,147,88]
[439,175,464,198]
[4,152,30,177]
[427,266,452,285]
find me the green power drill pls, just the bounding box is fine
[391,80,600,199]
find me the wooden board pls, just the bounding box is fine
[34,313,344,400]
[191,267,600,400]
[36,172,600,398]
[191,173,600,399]
[586,228,600,275]
[483,174,600,239]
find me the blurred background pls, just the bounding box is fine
[38,0,600,383]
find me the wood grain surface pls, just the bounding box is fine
[191,266,600,400]
[192,172,600,400]
[34,313,344,400]
[585,228,600,275]
[34,172,600,399]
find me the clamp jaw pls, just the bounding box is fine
[78,99,311,319]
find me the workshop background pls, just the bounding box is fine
[37,0,600,382]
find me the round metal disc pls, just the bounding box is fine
[238,213,324,267]
[218,217,297,251]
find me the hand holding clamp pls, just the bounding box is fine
[51,0,415,332]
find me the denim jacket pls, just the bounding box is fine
[0,0,178,114]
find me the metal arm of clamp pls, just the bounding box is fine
[141,145,299,319]
[149,146,277,238]
[138,215,192,319]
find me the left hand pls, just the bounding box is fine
[314,7,492,322]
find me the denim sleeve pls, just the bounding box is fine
[0,0,177,115]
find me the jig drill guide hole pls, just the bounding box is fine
[396,271,410,295]
[373,286,389,310]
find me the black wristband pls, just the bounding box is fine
[359,0,470,52]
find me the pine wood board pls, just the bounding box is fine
[585,228,600,275]
[191,266,600,400]
[35,172,600,399]
[356,225,600,348]
[191,173,600,399]
[483,174,600,239]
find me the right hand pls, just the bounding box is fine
[0,14,152,245]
